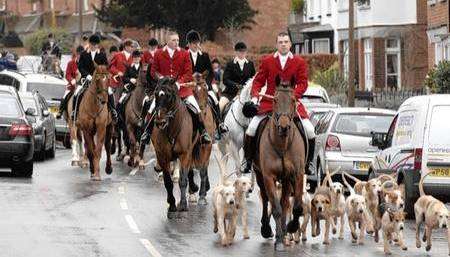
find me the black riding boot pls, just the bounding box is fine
[193,113,212,144]
[108,94,118,122]
[140,116,154,145]
[243,135,255,174]
[56,91,73,119]
[72,93,81,120]
[139,98,151,128]
[306,138,315,175]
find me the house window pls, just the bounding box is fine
[364,39,373,90]
[295,44,300,54]
[342,40,349,79]
[327,0,332,15]
[312,38,330,53]
[32,2,38,12]
[0,0,5,11]
[49,0,54,10]
[339,0,349,12]
[386,38,401,89]
[305,40,310,54]
[309,0,315,18]
[359,0,371,8]
[84,0,89,11]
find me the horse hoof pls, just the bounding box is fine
[332,228,337,234]
[116,155,124,162]
[105,166,113,175]
[71,160,79,166]
[81,163,88,169]
[287,220,300,233]
[198,197,207,206]
[190,184,199,194]
[188,194,198,203]
[274,242,287,252]
[91,176,101,181]
[167,211,177,220]
[261,225,273,238]
[177,201,188,212]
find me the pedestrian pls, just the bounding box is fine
[211,58,223,86]
[242,32,315,174]
[56,45,84,119]
[141,31,212,144]
[219,42,255,113]
[41,33,61,60]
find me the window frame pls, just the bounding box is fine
[364,38,373,90]
[312,38,331,54]
[385,38,401,89]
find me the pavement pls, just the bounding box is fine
[0,143,448,257]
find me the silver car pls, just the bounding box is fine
[309,107,395,188]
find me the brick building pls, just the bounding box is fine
[338,0,428,90]
[427,0,450,68]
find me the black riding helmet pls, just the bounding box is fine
[186,30,201,44]
[89,34,100,45]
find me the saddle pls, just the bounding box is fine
[184,101,200,141]
[222,101,233,118]
[254,116,309,160]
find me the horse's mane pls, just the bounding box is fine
[240,77,253,102]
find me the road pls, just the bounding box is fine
[0,144,448,257]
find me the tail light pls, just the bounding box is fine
[414,148,423,170]
[325,135,341,151]
[9,123,33,137]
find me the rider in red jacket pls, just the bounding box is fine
[242,32,316,174]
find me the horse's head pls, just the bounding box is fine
[92,65,110,105]
[273,75,296,137]
[154,76,178,129]
[192,71,209,111]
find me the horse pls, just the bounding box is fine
[151,77,199,218]
[217,79,255,191]
[122,69,149,169]
[253,76,306,251]
[187,72,216,205]
[76,65,114,181]
[63,92,88,168]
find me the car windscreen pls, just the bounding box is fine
[332,113,394,137]
[311,112,327,126]
[301,95,326,103]
[26,82,65,101]
[428,105,450,148]
[0,94,22,117]
[21,97,38,113]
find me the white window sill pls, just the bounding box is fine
[358,5,371,11]
[338,8,349,13]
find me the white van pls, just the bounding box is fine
[370,94,450,216]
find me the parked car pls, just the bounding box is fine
[303,84,330,104]
[309,107,395,189]
[370,94,450,216]
[0,85,34,177]
[306,103,341,126]
[0,70,70,148]
[19,91,56,161]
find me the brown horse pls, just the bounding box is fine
[76,66,114,180]
[123,69,149,169]
[187,72,216,205]
[254,77,306,251]
[151,77,199,218]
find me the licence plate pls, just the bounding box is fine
[49,106,59,114]
[429,168,450,177]
[354,162,370,171]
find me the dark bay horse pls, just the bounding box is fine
[76,66,114,181]
[123,69,149,169]
[254,77,306,251]
[151,77,199,218]
[188,72,216,205]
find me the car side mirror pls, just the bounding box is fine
[371,132,388,150]
[25,107,36,116]
[43,110,50,117]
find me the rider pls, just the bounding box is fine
[219,41,256,113]
[185,30,226,138]
[41,33,61,61]
[242,32,316,174]
[109,39,134,92]
[73,34,117,121]
[56,45,84,119]
[140,31,212,144]
[139,38,159,126]
[116,50,142,120]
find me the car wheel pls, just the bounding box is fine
[12,161,33,178]
[35,135,46,161]
[63,135,71,149]
[46,133,56,159]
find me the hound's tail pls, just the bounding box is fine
[419,171,432,197]
[214,152,230,185]
[342,171,361,184]
[322,166,341,187]
[341,171,355,195]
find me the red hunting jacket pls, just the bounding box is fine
[252,52,309,118]
[142,50,155,65]
[65,58,78,91]
[109,51,133,88]
[151,46,193,98]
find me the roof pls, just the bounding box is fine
[301,24,333,33]
[331,107,396,115]
[23,73,66,85]
[304,85,327,96]
[401,94,450,107]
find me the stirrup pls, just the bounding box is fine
[201,131,212,144]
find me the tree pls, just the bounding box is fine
[95,0,257,43]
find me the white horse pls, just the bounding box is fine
[217,79,255,192]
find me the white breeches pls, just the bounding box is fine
[208,90,218,105]
[219,97,230,112]
[74,85,83,95]
[63,89,71,99]
[246,115,267,137]
[148,95,201,114]
[246,115,316,139]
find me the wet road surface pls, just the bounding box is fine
[0,144,448,257]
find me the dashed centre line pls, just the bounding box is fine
[120,198,128,210]
[125,214,141,234]
[140,238,163,257]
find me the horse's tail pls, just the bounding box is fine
[192,140,201,161]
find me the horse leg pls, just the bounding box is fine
[188,169,198,203]
[162,162,177,219]
[83,131,95,177]
[255,170,273,239]
[198,167,208,205]
[126,124,136,167]
[70,126,80,166]
[264,174,286,251]
[281,182,293,246]
[178,155,191,213]
[287,171,304,235]
[93,126,106,180]
[104,124,113,175]
[79,131,88,168]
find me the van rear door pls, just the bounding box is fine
[423,98,450,185]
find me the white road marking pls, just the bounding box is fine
[130,168,139,176]
[125,215,141,234]
[120,198,128,210]
[129,159,156,176]
[139,238,162,257]
[118,186,125,194]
